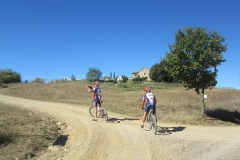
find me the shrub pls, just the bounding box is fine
[132,76,148,82]
[0,69,21,84]
[32,77,45,83]
[0,131,15,146]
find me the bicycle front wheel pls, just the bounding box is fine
[145,111,153,129]
[151,116,157,134]
[101,108,108,122]
[89,106,101,118]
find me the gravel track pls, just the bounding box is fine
[0,94,239,160]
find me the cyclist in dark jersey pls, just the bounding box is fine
[88,81,102,121]
[141,87,157,128]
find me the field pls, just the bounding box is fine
[1,81,239,126]
[0,81,240,159]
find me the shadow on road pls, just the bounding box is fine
[107,117,140,124]
[206,109,240,125]
[156,126,185,135]
[53,135,69,146]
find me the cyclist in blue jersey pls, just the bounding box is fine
[141,87,157,128]
[88,81,102,121]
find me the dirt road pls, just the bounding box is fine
[0,94,239,160]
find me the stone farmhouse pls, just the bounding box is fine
[131,68,151,81]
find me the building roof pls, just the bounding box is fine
[132,68,150,74]
[132,71,139,74]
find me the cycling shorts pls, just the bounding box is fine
[144,104,156,114]
[92,99,101,107]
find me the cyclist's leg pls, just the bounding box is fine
[92,100,98,120]
[98,101,102,111]
[97,101,103,117]
[142,111,148,123]
[141,105,150,127]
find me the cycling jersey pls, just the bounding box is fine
[143,92,155,105]
[92,87,102,107]
[143,92,156,113]
[93,87,101,101]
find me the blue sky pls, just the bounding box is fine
[0,0,239,89]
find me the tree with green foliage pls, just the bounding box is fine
[164,26,227,118]
[150,59,174,82]
[121,75,128,82]
[0,69,21,84]
[149,63,160,81]
[102,75,110,81]
[86,67,102,81]
[71,74,76,81]
[209,79,217,87]
[32,77,45,83]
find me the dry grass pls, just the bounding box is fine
[0,104,59,159]
[0,81,240,126]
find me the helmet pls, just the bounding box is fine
[144,87,151,92]
[94,81,99,85]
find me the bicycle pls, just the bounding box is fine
[89,105,108,122]
[144,107,157,134]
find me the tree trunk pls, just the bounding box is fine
[195,87,206,118]
[200,88,206,118]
